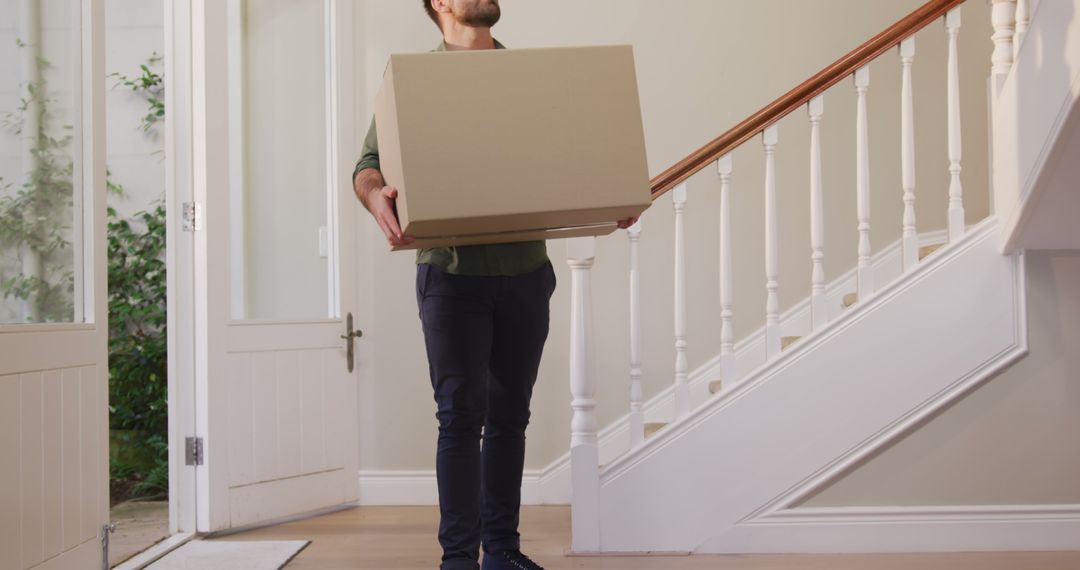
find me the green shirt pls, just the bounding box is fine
[354,39,549,277]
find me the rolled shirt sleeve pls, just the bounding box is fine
[353,116,381,181]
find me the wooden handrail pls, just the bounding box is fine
[650,0,967,200]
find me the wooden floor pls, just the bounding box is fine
[219,506,1080,570]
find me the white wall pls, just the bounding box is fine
[352,0,995,473]
[105,0,166,222]
[802,250,1080,507]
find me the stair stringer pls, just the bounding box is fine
[534,229,948,505]
[594,217,1028,553]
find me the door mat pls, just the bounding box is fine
[146,540,310,569]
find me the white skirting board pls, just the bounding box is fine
[357,470,549,506]
[699,505,1080,553]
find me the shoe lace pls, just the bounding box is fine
[500,550,543,570]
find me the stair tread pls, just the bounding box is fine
[644,422,667,438]
[920,242,944,261]
[708,379,723,395]
[842,245,944,310]
[781,336,801,350]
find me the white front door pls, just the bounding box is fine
[0,0,109,567]
[184,0,360,532]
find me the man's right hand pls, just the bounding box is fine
[369,186,415,248]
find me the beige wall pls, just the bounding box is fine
[352,0,995,472]
[803,251,1080,507]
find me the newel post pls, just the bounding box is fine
[566,237,600,552]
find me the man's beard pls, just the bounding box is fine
[454,0,501,28]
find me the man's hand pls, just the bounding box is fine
[617,216,640,230]
[370,186,416,247]
[355,168,415,247]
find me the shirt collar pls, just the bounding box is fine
[435,38,506,52]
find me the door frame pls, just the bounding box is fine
[164,0,198,537]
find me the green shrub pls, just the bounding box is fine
[106,57,168,501]
[107,202,167,437]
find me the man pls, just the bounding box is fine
[353,2,636,568]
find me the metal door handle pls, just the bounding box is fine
[343,312,363,372]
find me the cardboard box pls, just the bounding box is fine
[374,45,652,250]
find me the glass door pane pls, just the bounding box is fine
[0,0,83,324]
[229,0,332,320]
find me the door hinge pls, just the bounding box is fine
[182,202,203,232]
[185,436,204,466]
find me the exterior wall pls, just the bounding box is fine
[105,0,165,222]
[351,0,995,472]
[801,251,1080,507]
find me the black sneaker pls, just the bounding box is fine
[480,549,545,570]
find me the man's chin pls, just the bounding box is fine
[460,5,501,28]
[463,16,500,28]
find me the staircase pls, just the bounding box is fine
[560,0,1075,555]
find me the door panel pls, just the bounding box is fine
[224,347,349,486]
[191,0,359,532]
[218,331,355,521]
[6,367,103,566]
[0,0,109,566]
[2,366,104,568]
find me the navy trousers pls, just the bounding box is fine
[416,261,556,570]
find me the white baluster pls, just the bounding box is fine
[900,38,918,272]
[717,155,736,385]
[991,0,1018,94]
[808,95,827,331]
[1015,0,1030,60]
[566,237,599,552]
[763,126,781,359]
[627,221,645,448]
[855,66,873,301]
[672,183,690,419]
[946,9,965,243]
